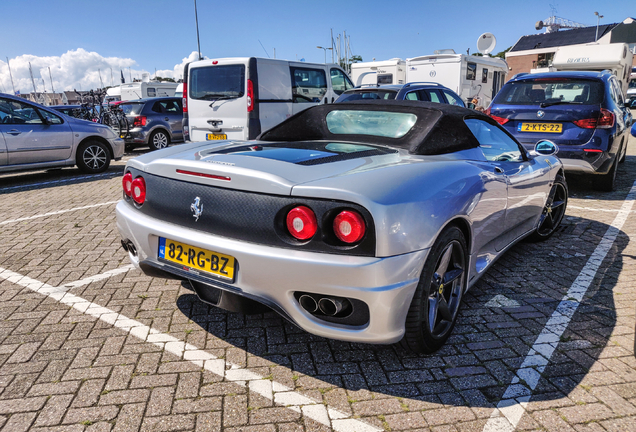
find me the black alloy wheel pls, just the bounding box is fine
[76,140,111,174]
[528,174,568,241]
[401,226,467,354]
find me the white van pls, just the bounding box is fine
[183,57,354,141]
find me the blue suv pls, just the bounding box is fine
[335,83,465,107]
[488,71,632,191]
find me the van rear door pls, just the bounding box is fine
[187,59,250,141]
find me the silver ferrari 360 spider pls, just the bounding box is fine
[116,101,567,353]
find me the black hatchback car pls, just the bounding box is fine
[119,97,183,151]
[335,83,465,107]
[488,71,632,191]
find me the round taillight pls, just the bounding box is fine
[286,206,317,240]
[131,177,146,205]
[333,210,366,243]
[122,172,133,197]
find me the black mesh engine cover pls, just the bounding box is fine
[125,168,376,256]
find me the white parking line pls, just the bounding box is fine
[60,264,135,288]
[1,172,120,192]
[0,201,119,225]
[0,266,380,432]
[482,180,636,432]
[568,205,635,213]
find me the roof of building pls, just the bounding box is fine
[510,23,618,52]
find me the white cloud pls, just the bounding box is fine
[0,49,202,95]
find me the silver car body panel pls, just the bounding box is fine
[117,139,562,343]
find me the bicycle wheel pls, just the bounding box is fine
[114,111,130,138]
[101,112,125,138]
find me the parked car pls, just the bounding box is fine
[116,100,567,353]
[488,71,632,191]
[0,93,124,174]
[183,57,354,142]
[335,82,465,107]
[119,97,183,151]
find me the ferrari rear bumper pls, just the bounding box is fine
[116,200,428,344]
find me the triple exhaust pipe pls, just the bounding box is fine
[299,294,348,317]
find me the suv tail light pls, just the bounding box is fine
[286,206,317,240]
[131,177,146,205]
[333,210,366,243]
[597,108,615,129]
[247,79,254,112]
[573,109,615,129]
[122,172,133,197]
[182,82,188,113]
[133,116,147,127]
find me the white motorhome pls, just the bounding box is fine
[104,86,121,104]
[550,43,634,95]
[120,74,179,101]
[350,59,406,86]
[184,57,353,141]
[405,53,508,108]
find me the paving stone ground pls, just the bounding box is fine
[0,133,635,431]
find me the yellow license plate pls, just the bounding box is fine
[158,237,235,281]
[518,123,562,133]
[207,133,227,140]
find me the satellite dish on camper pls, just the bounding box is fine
[535,20,544,30]
[477,32,497,55]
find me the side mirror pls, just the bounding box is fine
[534,140,558,156]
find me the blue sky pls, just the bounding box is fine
[0,0,634,93]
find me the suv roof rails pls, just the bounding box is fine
[403,82,444,88]
[353,84,382,89]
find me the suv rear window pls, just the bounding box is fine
[119,102,144,115]
[337,90,398,102]
[189,65,245,101]
[494,79,604,105]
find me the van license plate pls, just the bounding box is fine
[158,237,235,281]
[207,133,227,140]
[518,123,562,133]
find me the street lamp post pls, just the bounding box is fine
[317,46,333,64]
[595,11,604,42]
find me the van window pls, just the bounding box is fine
[466,63,476,80]
[291,67,327,103]
[190,65,245,100]
[482,68,488,83]
[147,88,156,97]
[330,68,354,95]
[377,74,393,84]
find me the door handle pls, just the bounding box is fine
[164,117,169,121]
[7,129,21,136]
[494,166,504,174]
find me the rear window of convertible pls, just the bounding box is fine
[326,110,417,138]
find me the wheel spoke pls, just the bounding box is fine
[435,244,453,278]
[428,296,439,333]
[437,296,453,322]
[551,198,566,210]
[442,268,463,286]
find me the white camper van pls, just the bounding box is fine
[550,43,634,95]
[184,57,353,141]
[120,74,179,101]
[350,59,406,86]
[406,53,508,108]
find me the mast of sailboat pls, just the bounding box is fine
[6,57,16,95]
[28,62,38,96]
[98,69,104,88]
[48,67,55,93]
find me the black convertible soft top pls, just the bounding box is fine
[257,100,496,156]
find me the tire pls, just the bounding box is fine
[76,141,111,174]
[598,156,618,192]
[149,130,170,151]
[401,226,467,354]
[527,174,568,242]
